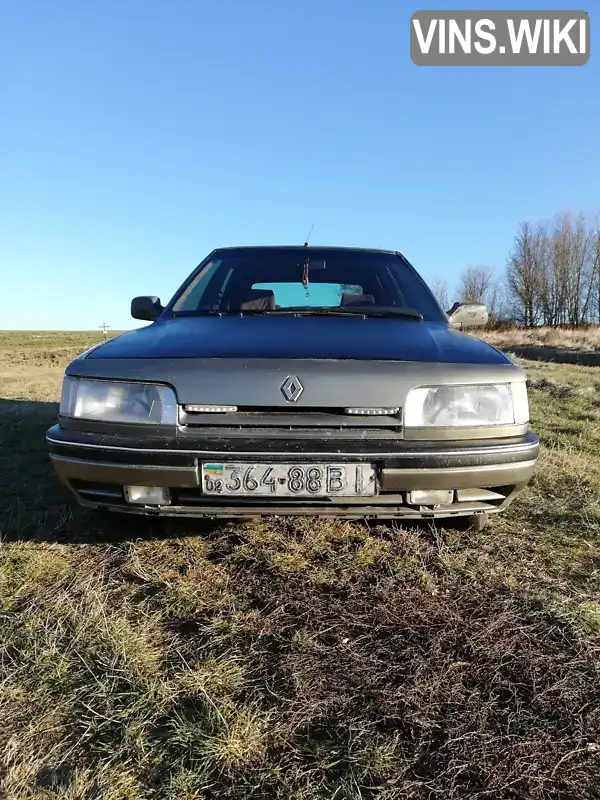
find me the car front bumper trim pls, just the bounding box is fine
[46,426,539,519]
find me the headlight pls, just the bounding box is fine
[404,382,529,427]
[59,377,178,425]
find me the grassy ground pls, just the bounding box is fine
[1,331,600,799]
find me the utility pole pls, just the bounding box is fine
[99,321,111,341]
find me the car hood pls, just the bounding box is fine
[86,316,510,365]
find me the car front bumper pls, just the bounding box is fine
[46,425,540,520]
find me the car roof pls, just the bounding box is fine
[211,245,400,256]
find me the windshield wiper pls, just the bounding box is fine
[335,306,422,319]
[275,306,424,320]
[173,307,423,320]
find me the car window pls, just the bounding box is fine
[170,248,445,321]
[252,281,363,309]
[174,258,223,310]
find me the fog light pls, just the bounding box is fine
[407,489,453,506]
[124,486,171,505]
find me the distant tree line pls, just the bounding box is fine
[431,212,600,327]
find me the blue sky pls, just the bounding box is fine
[0,0,597,329]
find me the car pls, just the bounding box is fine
[47,245,539,529]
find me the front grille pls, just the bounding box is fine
[179,406,403,433]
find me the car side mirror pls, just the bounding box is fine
[131,296,164,321]
[447,301,488,329]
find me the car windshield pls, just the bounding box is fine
[170,248,445,322]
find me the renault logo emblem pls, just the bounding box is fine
[281,376,304,402]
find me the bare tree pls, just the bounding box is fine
[458,265,493,305]
[547,214,575,325]
[592,216,600,324]
[506,221,545,327]
[504,213,600,328]
[485,276,506,322]
[532,213,596,326]
[415,213,600,329]
[429,277,450,312]
[456,265,506,322]
[430,269,506,321]
[577,214,598,324]
[562,212,595,325]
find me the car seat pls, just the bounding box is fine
[340,293,375,306]
[239,289,276,310]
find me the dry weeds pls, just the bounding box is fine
[483,325,600,352]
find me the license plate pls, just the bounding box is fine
[201,462,377,497]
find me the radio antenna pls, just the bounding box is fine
[303,223,315,247]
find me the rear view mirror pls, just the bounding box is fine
[131,296,163,321]
[447,301,488,329]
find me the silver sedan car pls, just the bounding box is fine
[47,245,539,529]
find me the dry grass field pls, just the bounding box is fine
[1,329,600,799]
[484,326,600,366]
[485,326,600,352]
